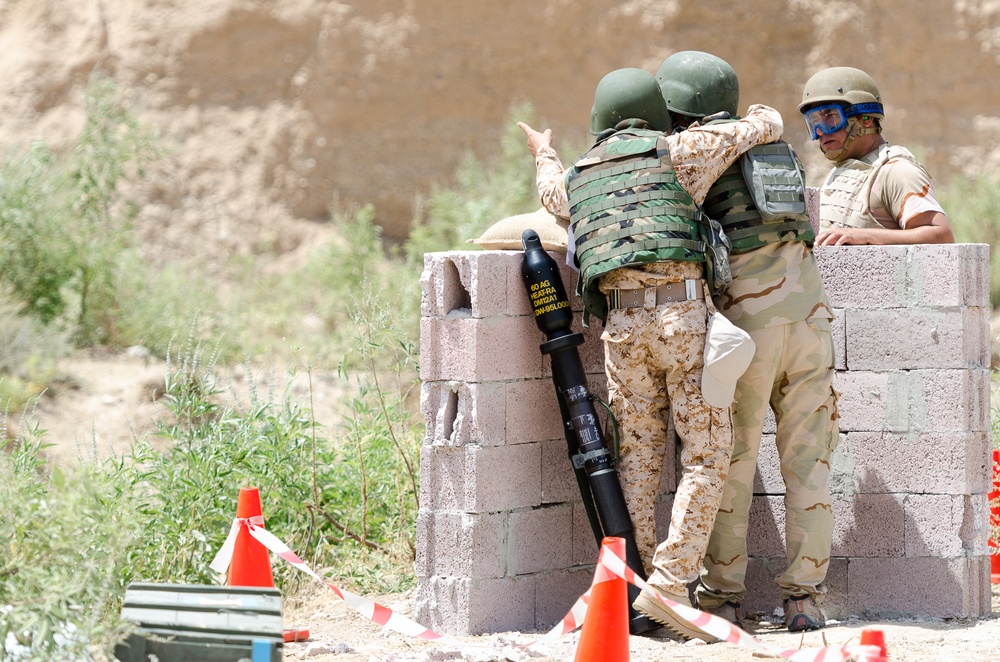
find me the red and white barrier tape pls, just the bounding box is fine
[210,518,878,660]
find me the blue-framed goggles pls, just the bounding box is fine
[803,102,883,140]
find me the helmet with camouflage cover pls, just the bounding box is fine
[798,66,884,118]
[590,68,672,135]
[655,51,740,118]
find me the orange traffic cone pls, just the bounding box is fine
[228,486,275,587]
[574,537,629,662]
[859,628,888,662]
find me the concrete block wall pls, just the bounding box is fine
[415,238,993,634]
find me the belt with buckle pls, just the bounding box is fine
[607,279,704,309]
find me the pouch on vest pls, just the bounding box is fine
[740,141,809,222]
[700,211,733,295]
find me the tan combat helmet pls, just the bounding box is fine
[798,66,884,118]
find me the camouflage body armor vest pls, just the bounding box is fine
[820,144,919,229]
[703,139,813,254]
[566,127,704,322]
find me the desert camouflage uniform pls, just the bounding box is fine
[820,142,946,231]
[695,151,840,606]
[533,105,782,595]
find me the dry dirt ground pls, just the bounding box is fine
[33,350,1000,661]
[280,583,1000,662]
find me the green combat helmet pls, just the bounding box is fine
[797,66,884,117]
[655,51,740,118]
[590,68,672,135]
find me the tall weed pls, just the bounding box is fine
[938,172,1000,307]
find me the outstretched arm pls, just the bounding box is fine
[517,121,570,219]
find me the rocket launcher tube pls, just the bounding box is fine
[519,229,658,636]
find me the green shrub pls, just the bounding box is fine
[938,172,1000,307]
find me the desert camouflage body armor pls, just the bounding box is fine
[703,138,813,254]
[819,144,919,229]
[566,127,704,322]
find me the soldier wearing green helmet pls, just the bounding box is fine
[654,51,839,635]
[798,66,954,245]
[518,66,782,642]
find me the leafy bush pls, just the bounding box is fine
[938,172,1000,307]
[0,293,421,658]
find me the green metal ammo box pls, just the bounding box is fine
[114,583,283,662]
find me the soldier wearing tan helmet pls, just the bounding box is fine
[798,66,953,246]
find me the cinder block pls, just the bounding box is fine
[831,308,846,370]
[839,431,991,495]
[414,575,537,635]
[752,433,784,495]
[416,510,506,578]
[846,556,991,618]
[535,567,595,630]
[832,493,904,557]
[746,496,787,557]
[909,368,991,433]
[541,437,579,505]
[832,371,903,433]
[806,186,820,234]
[419,443,542,513]
[903,493,990,558]
[906,243,991,308]
[420,315,546,382]
[814,245,908,309]
[421,250,527,319]
[504,379,564,445]
[422,380,502,447]
[845,307,986,370]
[742,557,849,620]
[572,501,602,567]
[509,504,574,575]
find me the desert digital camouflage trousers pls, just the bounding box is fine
[696,318,839,607]
[601,279,734,596]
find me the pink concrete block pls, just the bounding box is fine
[414,575,537,635]
[466,443,542,513]
[831,308,846,370]
[832,493,904,557]
[842,431,991,494]
[746,496,787,557]
[845,307,986,370]
[422,380,506,447]
[541,437,579,505]
[762,406,776,435]
[742,557,848,620]
[752,434,784,495]
[813,245,908,309]
[846,556,991,618]
[903,493,990,558]
[572,501,602,567]
[504,378,564,444]
[419,446,466,512]
[419,443,542,513]
[509,504,574,574]
[535,567,595,629]
[806,186,820,234]
[420,315,546,382]
[832,371,903,433]
[422,250,528,319]
[913,368,991,433]
[416,510,506,578]
[906,243,991,308]
[654,492,675,548]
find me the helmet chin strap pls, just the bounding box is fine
[825,116,880,162]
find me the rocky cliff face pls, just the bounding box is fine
[1,0,998,265]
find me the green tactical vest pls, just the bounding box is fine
[566,127,704,323]
[703,139,814,254]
